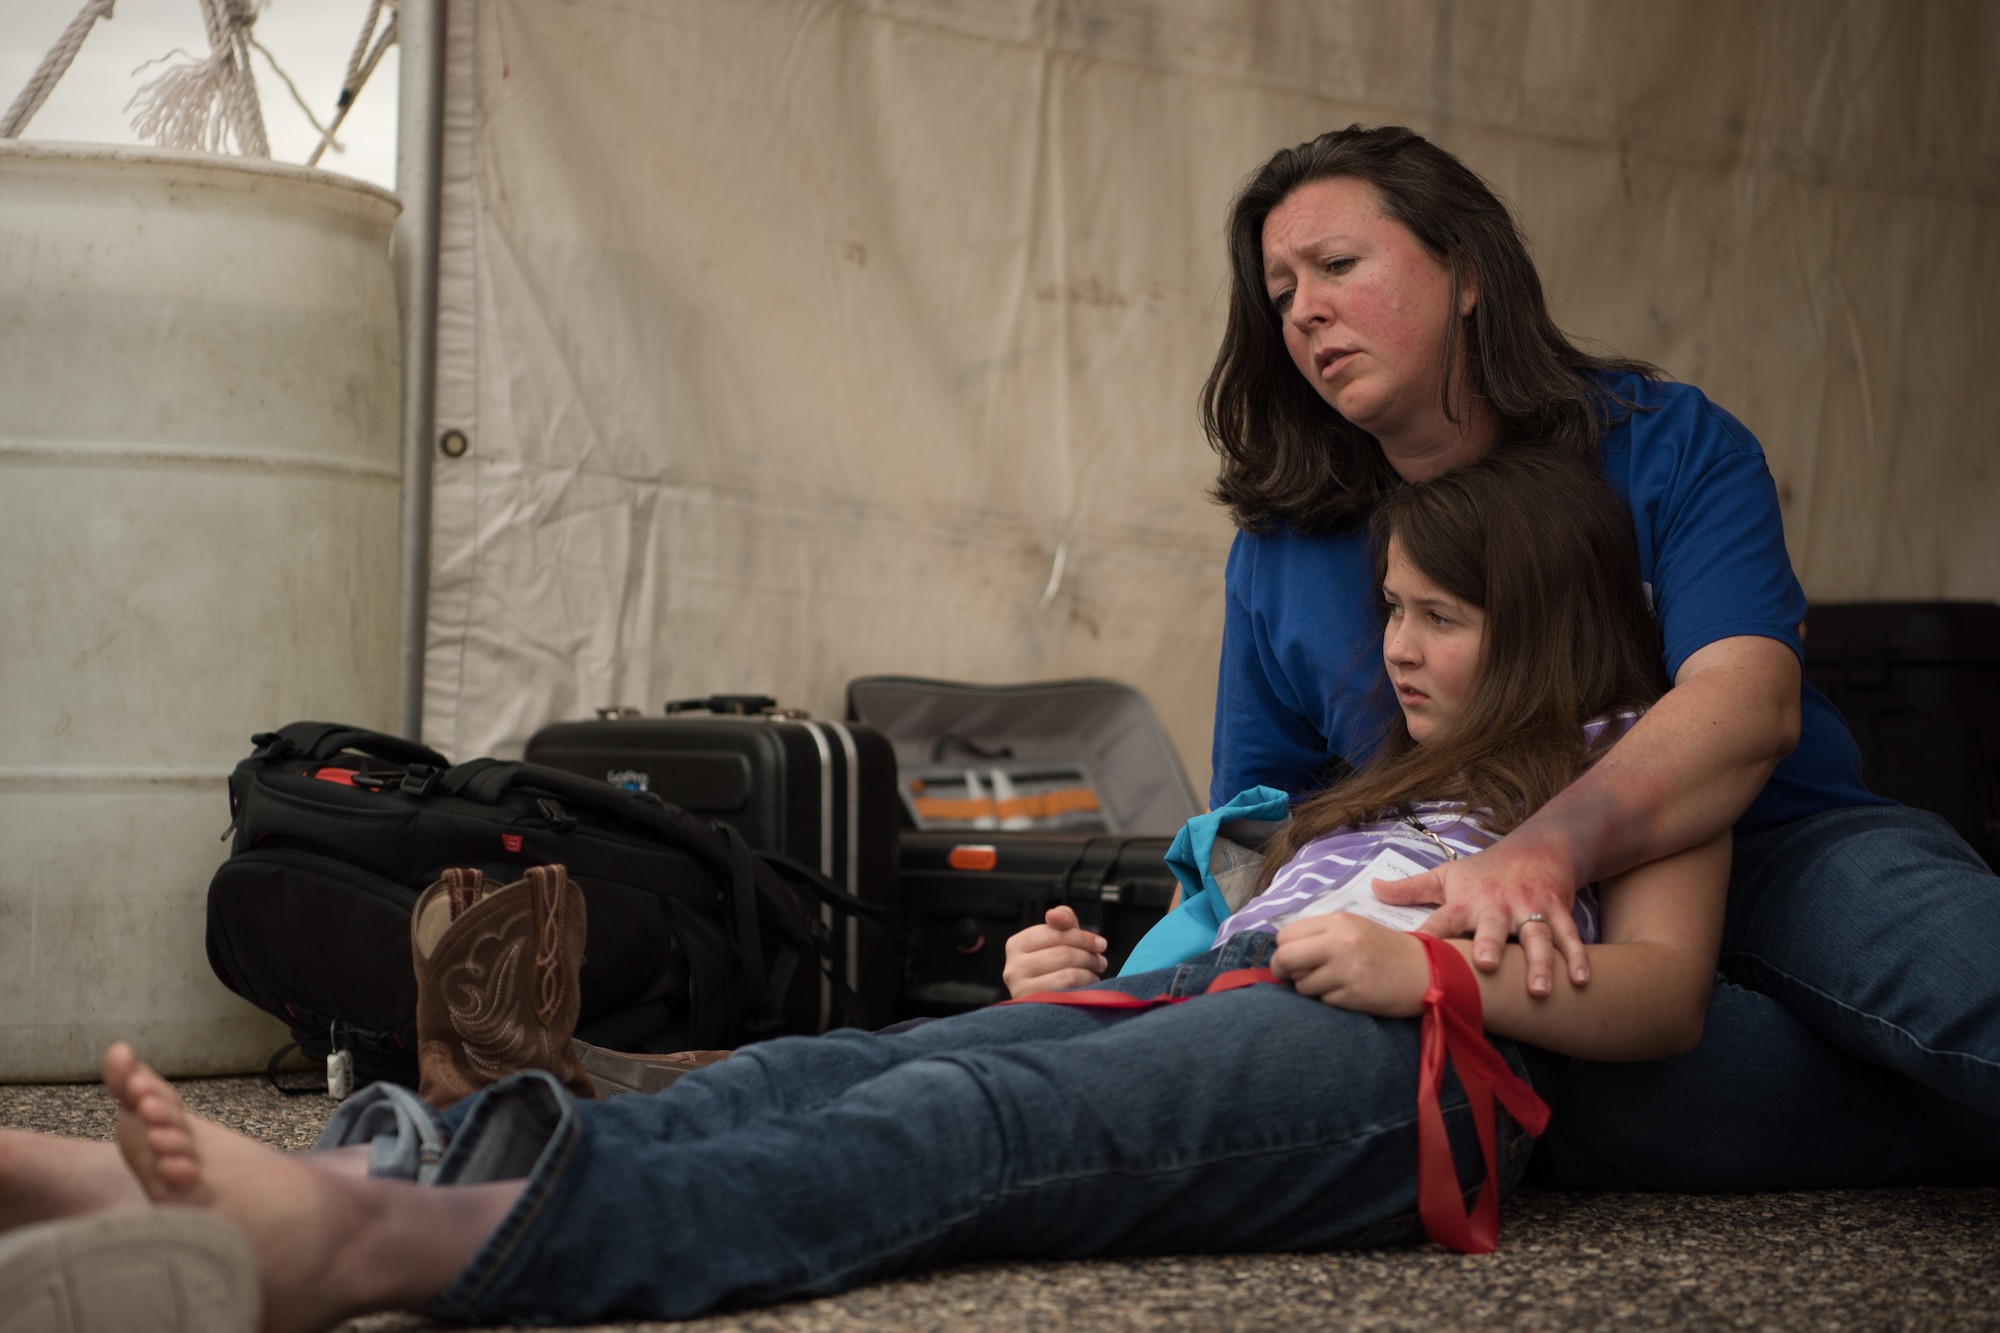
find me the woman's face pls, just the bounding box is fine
[1261,177,1475,462]
[1381,536,1486,745]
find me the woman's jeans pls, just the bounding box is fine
[379,934,1536,1325]
[1537,804,2000,1190]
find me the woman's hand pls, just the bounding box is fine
[1270,913,1430,1018]
[1002,906,1107,998]
[1374,834,1585,995]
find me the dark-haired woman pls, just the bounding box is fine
[1189,125,2000,1188]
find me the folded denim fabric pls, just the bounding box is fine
[314,1079,449,1183]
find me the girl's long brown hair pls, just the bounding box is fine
[1256,449,1667,881]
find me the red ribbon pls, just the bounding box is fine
[1409,933,1550,1253]
[1000,942,1550,1254]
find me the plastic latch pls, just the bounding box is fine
[326,1020,354,1102]
[326,1049,354,1102]
[536,797,578,832]
[948,844,999,871]
[400,763,440,797]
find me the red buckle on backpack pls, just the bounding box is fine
[501,833,524,853]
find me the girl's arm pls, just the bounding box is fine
[1377,635,1796,993]
[1271,829,1730,1061]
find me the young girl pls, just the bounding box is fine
[62,450,1727,1332]
[1009,446,1696,1022]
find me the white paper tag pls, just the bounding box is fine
[326,1049,355,1102]
[1293,847,1437,932]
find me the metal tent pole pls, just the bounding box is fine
[394,0,444,742]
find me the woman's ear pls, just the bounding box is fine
[1456,258,1479,319]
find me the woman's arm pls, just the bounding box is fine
[1377,634,1797,992]
[1272,829,1730,1061]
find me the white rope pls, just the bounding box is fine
[127,0,269,158]
[307,0,396,168]
[248,34,335,142]
[0,0,117,139]
[342,0,385,94]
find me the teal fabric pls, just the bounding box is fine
[1117,786,1291,975]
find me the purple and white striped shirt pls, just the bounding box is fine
[1213,710,1640,948]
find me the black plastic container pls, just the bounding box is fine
[1802,601,2000,869]
[897,832,1177,1015]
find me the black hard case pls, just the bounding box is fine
[897,832,1177,1016]
[526,713,903,1028]
[1802,601,2000,869]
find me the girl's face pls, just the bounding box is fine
[1381,537,1486,745]
[1260,177,1480,472]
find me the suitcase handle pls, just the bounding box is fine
[663,694,804,717]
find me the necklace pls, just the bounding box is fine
[1395,803,1460,861]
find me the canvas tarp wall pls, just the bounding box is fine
[425,0,1999,794]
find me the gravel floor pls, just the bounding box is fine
[6,1076,1997,1331]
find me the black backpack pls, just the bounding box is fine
[205,722,894,1087]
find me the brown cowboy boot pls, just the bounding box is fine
[570,1040,733,1097]
[411,864,598,1108]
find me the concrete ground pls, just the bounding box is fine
[4,1076,1996,1331]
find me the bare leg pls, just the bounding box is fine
[0,1115,377,1235]
[0,1129,144,1229]
[105,1043,522,1333]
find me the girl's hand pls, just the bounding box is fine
[1002,906,1108,998]
[1270,913,1430,1018]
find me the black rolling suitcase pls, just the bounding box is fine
[1802,601,2000,870]
[898,832,1180,1015]
[526,695,903,1030]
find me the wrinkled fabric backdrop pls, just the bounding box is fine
[424,0,2000,793]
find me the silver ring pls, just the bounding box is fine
[1521,913,1548,925]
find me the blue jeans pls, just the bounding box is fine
[1536,804,2000,1191]
[405,934,1537,1325]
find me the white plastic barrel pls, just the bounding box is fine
[0,143,402,1080]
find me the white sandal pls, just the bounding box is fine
[0,1206,259,1333]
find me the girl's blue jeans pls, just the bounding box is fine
[376,932,1537,1325]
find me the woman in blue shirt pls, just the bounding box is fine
[1183,124,1999,1187]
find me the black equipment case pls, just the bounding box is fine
[206,722,889,1087]
[845,676,1202,1017]
[1802,601,2000,869]
[526,695,903,1032]
[898,832,1179,1015]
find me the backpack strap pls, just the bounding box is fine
[251,722,450,769]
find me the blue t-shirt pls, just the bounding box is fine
[1210,372,1888,831]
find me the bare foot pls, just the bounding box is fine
[0,1128,146,1230]
[102,1043,517,1333]
[103,1041,381,1333]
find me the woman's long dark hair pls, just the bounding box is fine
[1203,125,1659,533]
[1254,449,1667,880]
